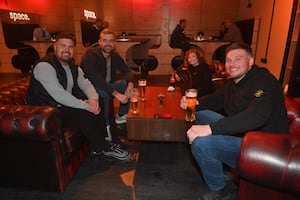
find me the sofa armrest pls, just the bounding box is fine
[0,105,71,192]
[0,105,62,142]
[238,131,300,195]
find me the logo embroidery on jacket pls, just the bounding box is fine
[254,89,264,97]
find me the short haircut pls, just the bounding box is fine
[226,42,252,56]
[179,19,186,24]
[100,28,116,39]
[55,32,76,45]
[96,18,103,23]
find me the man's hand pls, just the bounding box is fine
[125,82,134,98]
[180,96,187,110]
[114,92,129,104]
[86,99,100,115]
[186,125,212,144]
[180,96,198,110]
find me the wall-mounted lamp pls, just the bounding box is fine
[247,0,252,8]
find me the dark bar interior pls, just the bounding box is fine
[0,0,299,199]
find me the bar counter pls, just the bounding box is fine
[22,37,153,71]
[23,40,54,58]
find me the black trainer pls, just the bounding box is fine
[92,142,131,162]
[199,185,237,200]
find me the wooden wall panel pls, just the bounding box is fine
[101,0,240,37]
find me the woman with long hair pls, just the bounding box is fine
[175,48,215,97]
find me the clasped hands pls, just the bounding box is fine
[86,99,100,115]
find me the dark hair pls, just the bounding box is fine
[225,42,252,56]
[179,19,187,24]
[100,28,116,39]
[55,32,76,45]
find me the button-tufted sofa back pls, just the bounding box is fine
[0,76,89,192]
[0,77,29,105]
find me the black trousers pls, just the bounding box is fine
[58,106,107,152]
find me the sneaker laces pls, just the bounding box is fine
[110,142,121,148]
[90,142,123,156]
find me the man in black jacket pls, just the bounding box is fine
[80,28,134,141]
[86,18,103,47]
[180,42,289,200]
[170,19,191,53]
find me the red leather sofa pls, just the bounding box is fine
[0,77,89,192]
[237,96,300,199]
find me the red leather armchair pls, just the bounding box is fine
[237,96,300,199]
[0,78,89,192]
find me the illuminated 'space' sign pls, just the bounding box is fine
[83,9,96,20]
[9,12,31,21]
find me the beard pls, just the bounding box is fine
[58,52,72,64]
[102,45,113,54]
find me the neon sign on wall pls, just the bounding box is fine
[83,9,96,20]
[0,9,37,24]
[9,11,30,21]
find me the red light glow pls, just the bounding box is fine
[0,0,52,14]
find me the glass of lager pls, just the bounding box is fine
[138,79,147,101]
[185,89,198,122]
[130,88,139,114]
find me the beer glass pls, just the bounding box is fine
[185,89,198,122]
[130,88,139,114]
[138,79,147,101]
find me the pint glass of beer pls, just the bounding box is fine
[138,79,147,101]
[185,89,198,122]
[130,88,139,114]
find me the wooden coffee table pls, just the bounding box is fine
[127,86,188,142]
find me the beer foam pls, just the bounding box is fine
[186,91,197,98]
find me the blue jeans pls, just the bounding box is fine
[97,80,129,126]
[191,110,242,191]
